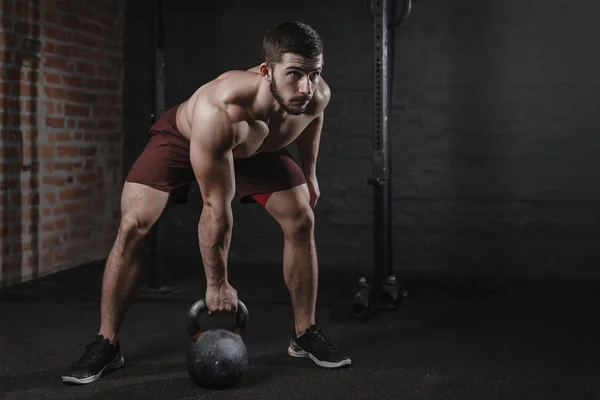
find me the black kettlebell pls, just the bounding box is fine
[185,298,249,390]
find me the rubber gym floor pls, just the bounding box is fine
[1,261,599,400]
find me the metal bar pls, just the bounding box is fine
[369,0,392,302]
[146,0,166,289]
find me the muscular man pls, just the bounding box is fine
[62,21,351,385]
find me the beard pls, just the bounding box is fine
[270,76,309,115]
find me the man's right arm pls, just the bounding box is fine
[189,105,236,289]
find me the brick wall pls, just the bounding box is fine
[0,0,125,288]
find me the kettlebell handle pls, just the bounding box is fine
[186,298,249,339]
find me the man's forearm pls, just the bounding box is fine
[198,207,233,287]
[295,117,323,177]
[297,148,318,177]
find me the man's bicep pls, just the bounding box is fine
[189,111,236,210]
[191,144,235,208]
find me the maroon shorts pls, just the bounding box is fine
[126,105,307,206]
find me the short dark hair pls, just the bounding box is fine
[261,21,323,66]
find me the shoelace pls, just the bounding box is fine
[76,339,110,365]
[307,328,338,351]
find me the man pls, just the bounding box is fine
[62,21,352,385]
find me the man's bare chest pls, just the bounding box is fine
[232,116,312,157]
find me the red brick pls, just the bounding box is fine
[76,61,95,76]
[22,69,39,81]
[68,91,98,104]
[93,105,120,117]
[54,44,71,58]
[44,86,66,100]
[45,117,64,128]
[20,113,34,127]
[44,193,56,203]
[45,56,69,71]
[85,79,103,90]
[55,132,70,141]
[22,145,34,158]
[54,162,73,171]
[42,176,66,186]
[55,217,67,230]
[78,120,97,129]
[43,233,61,249]
[22,99,36,112]
[65,104,89,117]
[76,172,96,183]
[42,146,54,157]
[56,146,78,157]
[59,187,91,201]
[44,26,67,41]
[19,81,34,97]
[73,32,97,48]
[54,199,91,214]
[44,42,55,53]
[52,204,69,215]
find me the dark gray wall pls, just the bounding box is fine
[123,0,600,279]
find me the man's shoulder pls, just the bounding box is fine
[214,69,258,82]
[308,78,331,115]
[187,71,256,125]
[195,70,257,107]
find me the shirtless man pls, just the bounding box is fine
[62,21,351,385]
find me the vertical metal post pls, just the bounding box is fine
[146,0,166,289]
[369,0,392,305]
[354,0,411,318]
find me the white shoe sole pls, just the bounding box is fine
[62,355,125,385]
[288,347,352,369]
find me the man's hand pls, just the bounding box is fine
[205,282,238,315]
[307,175,320,208]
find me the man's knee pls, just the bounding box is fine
[281,205,314,240]
[118,213,154,243]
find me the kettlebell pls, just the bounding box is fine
[185,298,250,390]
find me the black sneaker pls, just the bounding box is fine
[62,335,124,385]
[288,325,352,368]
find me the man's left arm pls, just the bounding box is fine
[295,82,331,178]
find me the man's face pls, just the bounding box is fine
[269,53,323,115]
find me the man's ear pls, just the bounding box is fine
[259,63,272,82]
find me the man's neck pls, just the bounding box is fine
[251,79,287,122]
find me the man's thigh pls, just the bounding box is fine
[234,148,307,207]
